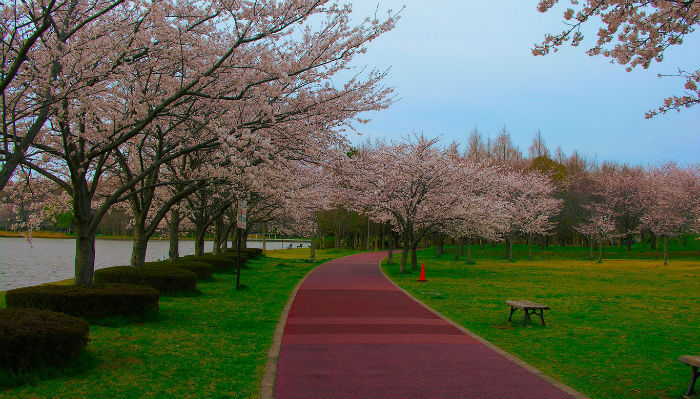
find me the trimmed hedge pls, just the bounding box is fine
[180,254,240,272]
[225,247,262,258]
[5,284,160,319]
[0,308,90,371]
[94,266,197,294]
[143,261,213,280]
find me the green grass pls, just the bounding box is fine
[383,246,700,399]
[0,248,360,398]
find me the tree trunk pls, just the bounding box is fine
[436,235,444,257]
[73,183,97,286]
[663,236,668,266]
[467,237,472,263]
[454,237,460,260]
[400,238,409,273]
[411,244,418,271]
[589,237,593,261]
[73,214,96,286]
[528,234,533,260]
[387,233,394,264]
[130,222,148,267]
[504,237,509,259]
[598,239,603,263]
[626,236,632,252]
[195,228,206,256]
[262,222,266,252]
[508,235,513,262]
[213,218,224,255]
[169,209,180,261]
[310,233,316,262]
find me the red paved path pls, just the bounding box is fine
[274,252,579,398]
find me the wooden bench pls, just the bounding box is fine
[506,300,550,327]
[679,355,699,397]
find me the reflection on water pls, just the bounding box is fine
[0,238,213,291]
[0,237,310,290]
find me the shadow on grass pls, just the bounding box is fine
[0,350,99,391]
[162,289,203,298]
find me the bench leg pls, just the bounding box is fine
[522,309,531,327]
[508,307,516,322]
[537,309,546,327]
[686,366,699,396]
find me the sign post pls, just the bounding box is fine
[236,200,247,290]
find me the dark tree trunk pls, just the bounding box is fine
[663,236,668,266]
[195,227,206,256]
[528,234,533,260]
[169,209,180,261]
[454,237,460,260]
[130,222,148,267]
[72,180,97,286]
[411,243,418,271]
[387,232,394,264]
[400,236,409,273]
[467,237,472,263]
[436,235,444,257]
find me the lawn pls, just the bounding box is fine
[383,245,700,399]
[0,248,361,399]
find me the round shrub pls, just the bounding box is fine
[0,308,89,371]
[144,261,213,280]
[94,266,197,294]
[5,284,160,319]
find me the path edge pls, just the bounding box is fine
[378,259,590,399]
[260,253,371,399]
[259,260,321,399]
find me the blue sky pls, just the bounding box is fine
[344,1,700,165]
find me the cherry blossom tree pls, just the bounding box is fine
[0,0,128,190]
[13,0,399,286]
[640,162,699,264]
[534,0,700,117]
[339,136,469,273]
[496,168,562,261]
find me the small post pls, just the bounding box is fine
[262,222,266,252]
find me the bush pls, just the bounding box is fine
[225,247,262,258]
[0,308,90,371]
[5,284,160,320]
[180,254,240,272]
[94,266,197,294]
[143,261,213,280]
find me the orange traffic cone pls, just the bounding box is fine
[418,262,427,282]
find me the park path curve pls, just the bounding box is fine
[271,251,586,399]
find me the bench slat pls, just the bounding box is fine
[506,300,549,310]
[679,355,700,367]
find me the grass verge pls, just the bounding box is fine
[0,248,360,398]
[382,248,700,399]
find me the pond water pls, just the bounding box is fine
[0,237,309,291]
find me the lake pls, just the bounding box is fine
[0,237,310,291]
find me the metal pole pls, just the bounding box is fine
[236,227,242,290]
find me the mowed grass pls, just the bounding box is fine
[383,246,700,399]
[0,248,360,399]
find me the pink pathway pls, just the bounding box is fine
[274,251,581,399]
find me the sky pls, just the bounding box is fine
[342,1,700,165]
